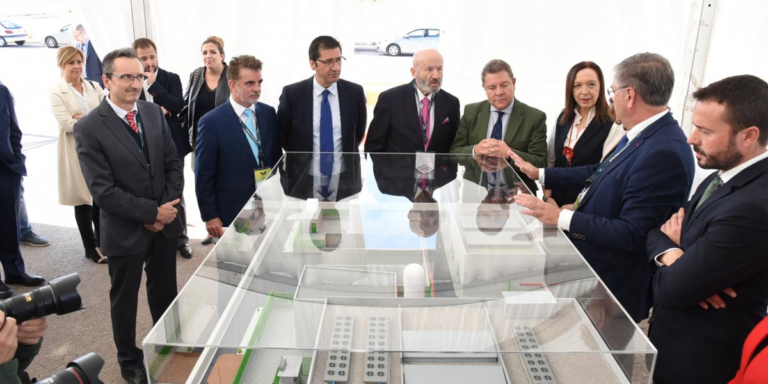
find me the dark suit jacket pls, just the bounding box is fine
[550,111,613,205]
[140,67,191,158]
[195,101,280,227]
[365,81,460,154]
[646,157,768,384]
[84,41,103,87]
[180,65,229,147]
[74,99,184,256]
[450,99,547,193]
[371,153,458,199]
[277,76,367,153]
[545,112,695,322]
[279,153,362,201]
[0,85,25,176]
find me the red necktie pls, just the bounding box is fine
[126,111,138,133]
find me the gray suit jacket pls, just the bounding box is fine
[74,99,184,256]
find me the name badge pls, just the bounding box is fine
[254,167,272,188]
[415,151,435,179]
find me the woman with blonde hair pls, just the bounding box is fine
[49,45,107,263]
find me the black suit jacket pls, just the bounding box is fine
[365,81,460,154]
[74,99,184,256]
[140,67,191,158]
[279,153,362,202]
[371,153,458,199]
[550,111,612,205]
[647,157,768,383]
[0,85,25,176]
[277,76,366,153]
[84,41,103,87]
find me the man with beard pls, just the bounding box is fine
[365,49,460,154]
[450,59,547,193]
[646,75,768,384]
[509,53,695,323]
[195,55,281,240]
[133,38,193,259]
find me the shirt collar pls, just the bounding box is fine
[574,107,596,125]
[229,96,254,118]
[106,96,136,120]
[625,109,668,141]
[313,76,338,97]
[719,150,768,184]
[490,99,515,115]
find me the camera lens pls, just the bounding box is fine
[37,353,104,384]
[0,273,83,324]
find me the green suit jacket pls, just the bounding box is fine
[450,99,547,191]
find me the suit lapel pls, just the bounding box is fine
[503,100,524,144]
[255,103,270,164]
[337,80,351,151]
[429,89,447,151]
[137,102,157,176]
[302,77,314,148]
[99,100,149,172]
[403,82,426,149]
[57,79,80,115]
[571,119,604,160]
[474,101,491,144]
[683,171,718,232]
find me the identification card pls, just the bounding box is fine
[254,167,272,188]
[415,151,435,176]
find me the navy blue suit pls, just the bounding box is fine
[140,68,191,159]
[84,40,103,88]
[195,101,281,227]
[646,158,768,384]
[544,112,695,321]
[0,84,27,278]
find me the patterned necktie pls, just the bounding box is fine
[126,111,139,133]
[243,109,260,165]
[695,175,723,212]
[421,96,431,149]
[490,111,504,140]
[320,89,334,176]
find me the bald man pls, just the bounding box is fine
[365,49,460,154]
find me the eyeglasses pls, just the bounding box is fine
[315,56,346,66]
[107,74,148,83]
[607,85,629,104]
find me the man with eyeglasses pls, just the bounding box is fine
[73,48,183,384]
[365,48,460,154]
[277,35,367,160]
[509,53,695,324]
[71,24,103,87]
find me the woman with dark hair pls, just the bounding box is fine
[180,36,230,153]
[545,61,613,206]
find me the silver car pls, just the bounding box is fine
[377,28,441,56]
[0,20,28,47]
[44,24,76,48]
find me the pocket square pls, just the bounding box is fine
[442,117,450,124]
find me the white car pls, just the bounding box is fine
[0,20,28,47]
[376,28,441,56]
[44,24,76,48]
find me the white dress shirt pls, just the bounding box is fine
[105,96,137,125]
[68,80,91,115]
[311,76,343,176]
[546,107,596,168]
[554,109,670,231]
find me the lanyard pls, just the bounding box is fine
[413,82,434,149]
[239,118,265,166]
[574,133,639,210]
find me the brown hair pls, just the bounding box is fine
[202,36,224,55]
[227,55,263,82]
[481,59,514,86]
[560,61,610,125]
[132,37,157,52]
[693,75,768,146]
[57,46,85,70]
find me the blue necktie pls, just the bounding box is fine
[243,109,260,165]
[490,111,505,140]
[609,134,629,159]
[320,89,334,176]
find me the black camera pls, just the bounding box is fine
[0,273,83,324]
[37,353,104,384]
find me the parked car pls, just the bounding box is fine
[0,20,28,47]
[377,28,441,56]
[44,24,76,48]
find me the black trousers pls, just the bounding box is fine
[0,169,25,278]
[108,233,177,370]
[74,203,100,249]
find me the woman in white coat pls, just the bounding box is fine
[49,46,107,263]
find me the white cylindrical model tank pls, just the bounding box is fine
[403,263,425,298]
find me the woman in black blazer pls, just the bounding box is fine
[180,36,230,151]
[545,61,613,206]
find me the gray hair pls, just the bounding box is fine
[102,48,139,76]
[481,59,514,85]
[73,24,85,33]
[614,53,674,107]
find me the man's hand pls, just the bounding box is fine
[475,139,511,158]
[145,69,156,87]
[156,198,180,224]
[206,217,224,238]
[473,139,497,156]
[659,248,684,266]
[143,220,166,233]
[0,313,18,364]
[73,114,84,120]
[475,156,507,173]
[507,150,540,180]
[660,208,685,246]
[17,318,46,346]
[699,288,737,310]
[514,193,561,226]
